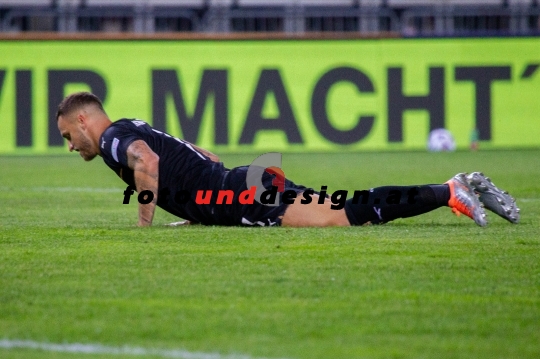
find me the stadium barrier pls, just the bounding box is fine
[0,34,538,153]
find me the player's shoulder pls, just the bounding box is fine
[108,118,148,131]
[102,118,148,138]
[99,119,152,162]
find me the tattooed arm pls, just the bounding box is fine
[126,140,160,227]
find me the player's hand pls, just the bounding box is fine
[165,220,192,227]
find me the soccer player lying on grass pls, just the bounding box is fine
[56,92,520,228]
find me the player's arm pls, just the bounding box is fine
[126,140,160,227]
[189,143,220,163]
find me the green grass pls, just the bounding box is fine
[1,150,539,359]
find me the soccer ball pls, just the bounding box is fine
[427,128,456,152]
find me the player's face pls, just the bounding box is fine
[58,115,98,161]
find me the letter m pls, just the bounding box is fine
[152,69,228,144]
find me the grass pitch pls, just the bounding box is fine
[1,150,539,359]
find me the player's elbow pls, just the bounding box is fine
[135,151,160,173]
[147,152,160,168]
[209,154,220,163]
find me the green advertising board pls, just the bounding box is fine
[0,37,538,153]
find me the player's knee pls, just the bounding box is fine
[282,202,349,227]
[325,210,351,227]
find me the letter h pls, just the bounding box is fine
[387,67,445,142]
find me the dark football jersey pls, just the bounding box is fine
[99,119,229,224]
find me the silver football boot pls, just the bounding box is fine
[446,173,487,227]
[466,172,520,224]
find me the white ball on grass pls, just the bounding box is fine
[427,128,456,152]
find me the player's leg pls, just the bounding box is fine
[282,173,487,227]
[344,173,486,227]
[281,184,447,227]
[342,184,446,226]
[281,194,350,227]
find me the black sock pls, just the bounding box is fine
[344,184,450,225]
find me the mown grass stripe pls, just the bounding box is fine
[0,339,283,359]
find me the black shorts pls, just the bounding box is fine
[213,166,308,226]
